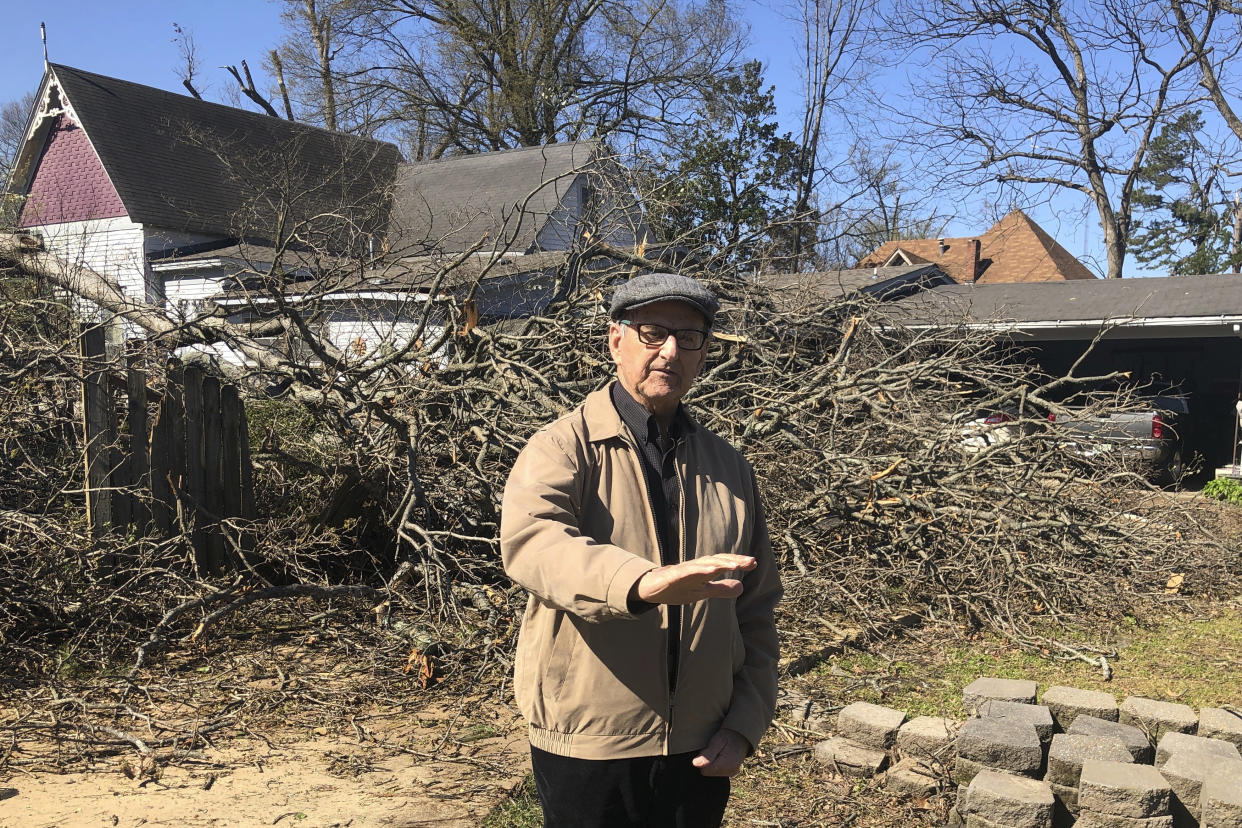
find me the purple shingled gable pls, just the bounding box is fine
[18,114,128,228]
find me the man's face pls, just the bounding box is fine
[608,300,709,419]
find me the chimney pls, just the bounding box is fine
[938,237,946,257]
[971,238,982,282]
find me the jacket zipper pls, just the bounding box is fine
[666,436,687,751]
[623,427,683,754]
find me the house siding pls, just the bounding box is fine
[28,216,149,303]
[18,114,127,228]
[535,169,647,253]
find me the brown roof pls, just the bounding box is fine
[856,210,1097,284]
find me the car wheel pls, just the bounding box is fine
[1161,448,1184,488]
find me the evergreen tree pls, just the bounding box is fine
[654,61,806,272]
[1131,111,1240,275]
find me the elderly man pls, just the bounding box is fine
[500,273,782,827]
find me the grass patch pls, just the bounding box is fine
[798,602,1242,719]
[480,773,542,828]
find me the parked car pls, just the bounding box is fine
[1048,394,1191,484]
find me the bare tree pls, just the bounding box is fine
[1167,0,1242,143]
[310,0,747,156]
[787,0,868,270]
[172,23,204,100]
[887,0,1203,279]
[1,91,37,187]
[269,0,362,131]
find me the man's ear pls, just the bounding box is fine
[608,322,623,364]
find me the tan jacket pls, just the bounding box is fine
[500,385,781,760]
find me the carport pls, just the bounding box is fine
[894,274,1242,471]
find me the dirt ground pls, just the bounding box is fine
[1,711,530,827]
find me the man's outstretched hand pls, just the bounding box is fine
[692,728,749,777]
[633,554,756,605]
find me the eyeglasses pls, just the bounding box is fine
[619,320,709,351]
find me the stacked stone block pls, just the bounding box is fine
[1070,716,1155,764]
[1077,760,1174,828]
[1201,772,1242,828]
[800,673,1242,828]
[1045,733,1135,818]
[1154,732,1242,767]
[1161,751,1242,826]
[1119,697,1198,744]
[955,716,1044,785]
[964,678,1039,714]
[888,716,963,798]
[1197,708,1242,753]
[813,701,905,779]
[978,699,1056,747]
[958,769,1055,828]
[1042,686,1120,732]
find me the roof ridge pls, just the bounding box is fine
[401,139,600,171]
[49,63,398,153]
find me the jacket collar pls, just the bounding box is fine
[584,381,698,444]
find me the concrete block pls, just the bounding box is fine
[1161,751,1242,824]
[1070,715,1155,763]
[1118,697,1198,743]
[963,769,1054,828]
[964,677,1039,713]
[813,736,888,778]
[1201,769,1242,828]
[897,716,962,762]
[1155,730,1242,766]
[966,815,1031,828]
[954,755,989,786]
[958,717,1043,776]
[885,757,943,799]
[1042,685,1119,731]
[977,700,1055,745]
[1073,814,1174,828]
[1044,733,1133,788]
[837,701,907,749]
[1078,760,1172,818]
[1199,707,1242,753]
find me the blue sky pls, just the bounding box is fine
[0,0,1125,276]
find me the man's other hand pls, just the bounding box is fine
[691,728,749,777]
[634,554,756,605]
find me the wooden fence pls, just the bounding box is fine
[81,327,254,574]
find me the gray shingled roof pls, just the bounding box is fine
[387,142,600,255]
[891,273,1242,329]
[760,264,954,307]
[46,64,401,240]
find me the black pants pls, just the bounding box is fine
[530,746,730,828]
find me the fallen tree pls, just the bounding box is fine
[1,223,1239,772]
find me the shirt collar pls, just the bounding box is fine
[610,381,687,445]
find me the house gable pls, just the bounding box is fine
[975,211,1096,283]
[12,64,402,246]
[18,113,127,227]
[855,210,1097,284]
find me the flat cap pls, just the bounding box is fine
[608,273,719,327]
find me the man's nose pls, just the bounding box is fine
[658,333,680,358]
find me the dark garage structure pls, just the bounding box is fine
[896,274,1242,474]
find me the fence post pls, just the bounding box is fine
[182,364,210,576]
[126,344,151,534]
[80,322,114,537]
[200,373,226,574]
